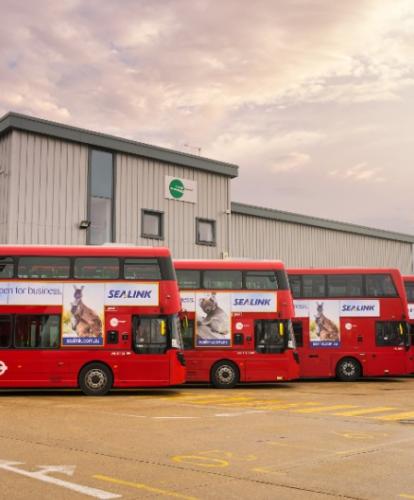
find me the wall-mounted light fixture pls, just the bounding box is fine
[79,220,91,229]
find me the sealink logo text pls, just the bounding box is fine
[341,304,375,312]
[104,283,159,306]
[232,293,277,312]
[107,289,152,299]
[233,298,271,307]
[339,300,379,317]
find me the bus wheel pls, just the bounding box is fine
[336,358,361,382]
[79,363,113,396]
[211,361,239,389]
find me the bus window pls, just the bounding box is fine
[176,270,201,290]
[289,275,301,298]
[74,258,120,279]
[203,270,242,290]
[133,316,168,354]
[181,318,195,350]
[17,257,70,279]
[406,283,414,302]
[292,321,303,347]
[245,271,277,290]
[14,315,61,348]
[375,321,407,347]
[124,259,161,280]
[255,320,286,353]
[302,275,325,298]
[0,257,14,278]
[366,275,398,297]
[0,316,12,348]
[327,274,363,297]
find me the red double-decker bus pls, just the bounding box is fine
[288,268,412,380]
[0,246,185,395]
[174,260,299,388]
[403,275,414,372]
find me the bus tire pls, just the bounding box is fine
[211,361,239,389]
[79,363,113,396]
[336,358,361,382]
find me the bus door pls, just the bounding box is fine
[299,319,334,378]
[118,314,170,384]
[245,319,287,382]
[371,321,409,375]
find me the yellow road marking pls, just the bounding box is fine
[334,431,389,440]
[293,405,358,414]
[252,466,287,475]
[93,474,198,500]
[185,397,254,405]
[333,407,396,416]
[373,411,414,421]
[172,455,229,468]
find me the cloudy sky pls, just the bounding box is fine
[1,0,413,234]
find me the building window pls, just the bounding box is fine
[141,210,164,240]
[88,149,114,245]
[196,218,216,246]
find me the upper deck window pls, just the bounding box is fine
[302,275,325,298]
[0,257,14,278]
[289,275,302,298]
[17,257,70,279]
[245,271,278,290]
[176,270,201,289]
[327,274,363,297]
[405,282,414,302]
[124,259,161,280]
[365,274,398,297]
[74,257,119,279]
[203,270,242,289]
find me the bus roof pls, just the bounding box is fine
[174,259,286,270]
[403,275,414,282]
[0,245,172,258]
[288,267,402,276]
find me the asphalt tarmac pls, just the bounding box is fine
[0,377,414,499]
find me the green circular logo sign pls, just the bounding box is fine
[169,178,185,199]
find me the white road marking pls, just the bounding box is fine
[152,416,199,420]
[0,461,121,499]
[215,410,266,417]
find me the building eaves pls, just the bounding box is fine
[231,202,414,244]
[0,112,239,178]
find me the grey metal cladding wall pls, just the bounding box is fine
[116,153,230,258]
[0,133,11,243]
[9,131,88,244]
[231,213,413,273]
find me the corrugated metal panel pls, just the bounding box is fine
[231,213,413,273]
[8,131,88,244]
[232,202,414,243]
[0,132,11,243]
[116,153,231,258]
[0,112,238,178]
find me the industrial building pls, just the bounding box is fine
[0,112,413,272]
